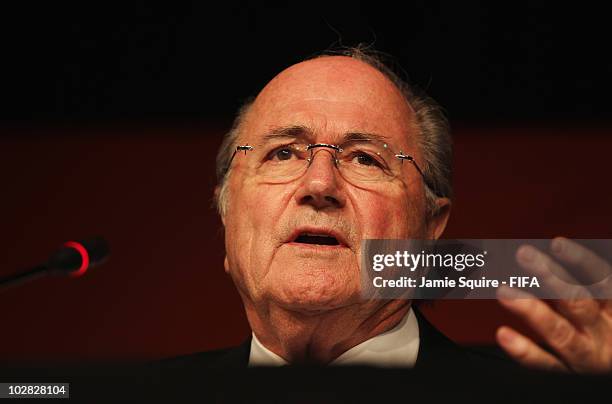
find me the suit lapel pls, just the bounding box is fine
[413,307,469,369]
[210,337,251,368]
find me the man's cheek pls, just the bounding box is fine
[362,207,415,239]
[359,202,396,234]
[248,185,293,226]
[236,186,288,260]
[362,217,398,238]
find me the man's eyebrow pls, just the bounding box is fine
[342,132,391,143]
[262,125,314,141]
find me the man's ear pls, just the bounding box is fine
[214,185,226,226]
[223,256,230,274]
[427,197,451,239]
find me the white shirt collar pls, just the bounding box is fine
[249,307,419,367]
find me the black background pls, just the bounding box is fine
[2,1,611,126]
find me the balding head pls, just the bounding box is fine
[248,56,417,142]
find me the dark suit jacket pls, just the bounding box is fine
[142,309,531,402]
[156,308,512,371]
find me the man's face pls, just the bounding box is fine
[222,56,447,312]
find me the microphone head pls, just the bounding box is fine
[47,237,110,277]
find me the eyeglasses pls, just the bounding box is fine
[227,138,434,190]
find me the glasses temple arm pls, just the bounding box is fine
[225,145,254,175]
[396,154,439,197]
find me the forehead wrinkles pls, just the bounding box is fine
[247,99,417,153]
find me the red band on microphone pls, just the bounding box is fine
[63,241,89,277]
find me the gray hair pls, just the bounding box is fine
[215,45,452,218]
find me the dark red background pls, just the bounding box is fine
[1,125,610,362]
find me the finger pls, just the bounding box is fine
[542,239,612,319]
[550,238,612,307]
[551,298,601,328]
[516,244,593,302]
[604,299,612,314]
[496,326,567,372]
[497,286,587,365]
[550,238,612,285]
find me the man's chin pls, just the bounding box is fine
[262,258,363,312]
[269,286,362,314]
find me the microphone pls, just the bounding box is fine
[1,237,110,291]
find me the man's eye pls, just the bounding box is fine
[353,152,383,168]
[270,148,295,161]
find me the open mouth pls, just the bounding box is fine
[293,233,340,246]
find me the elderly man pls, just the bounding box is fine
[174,48,611,371]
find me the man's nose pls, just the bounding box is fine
[294,149,346,210]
